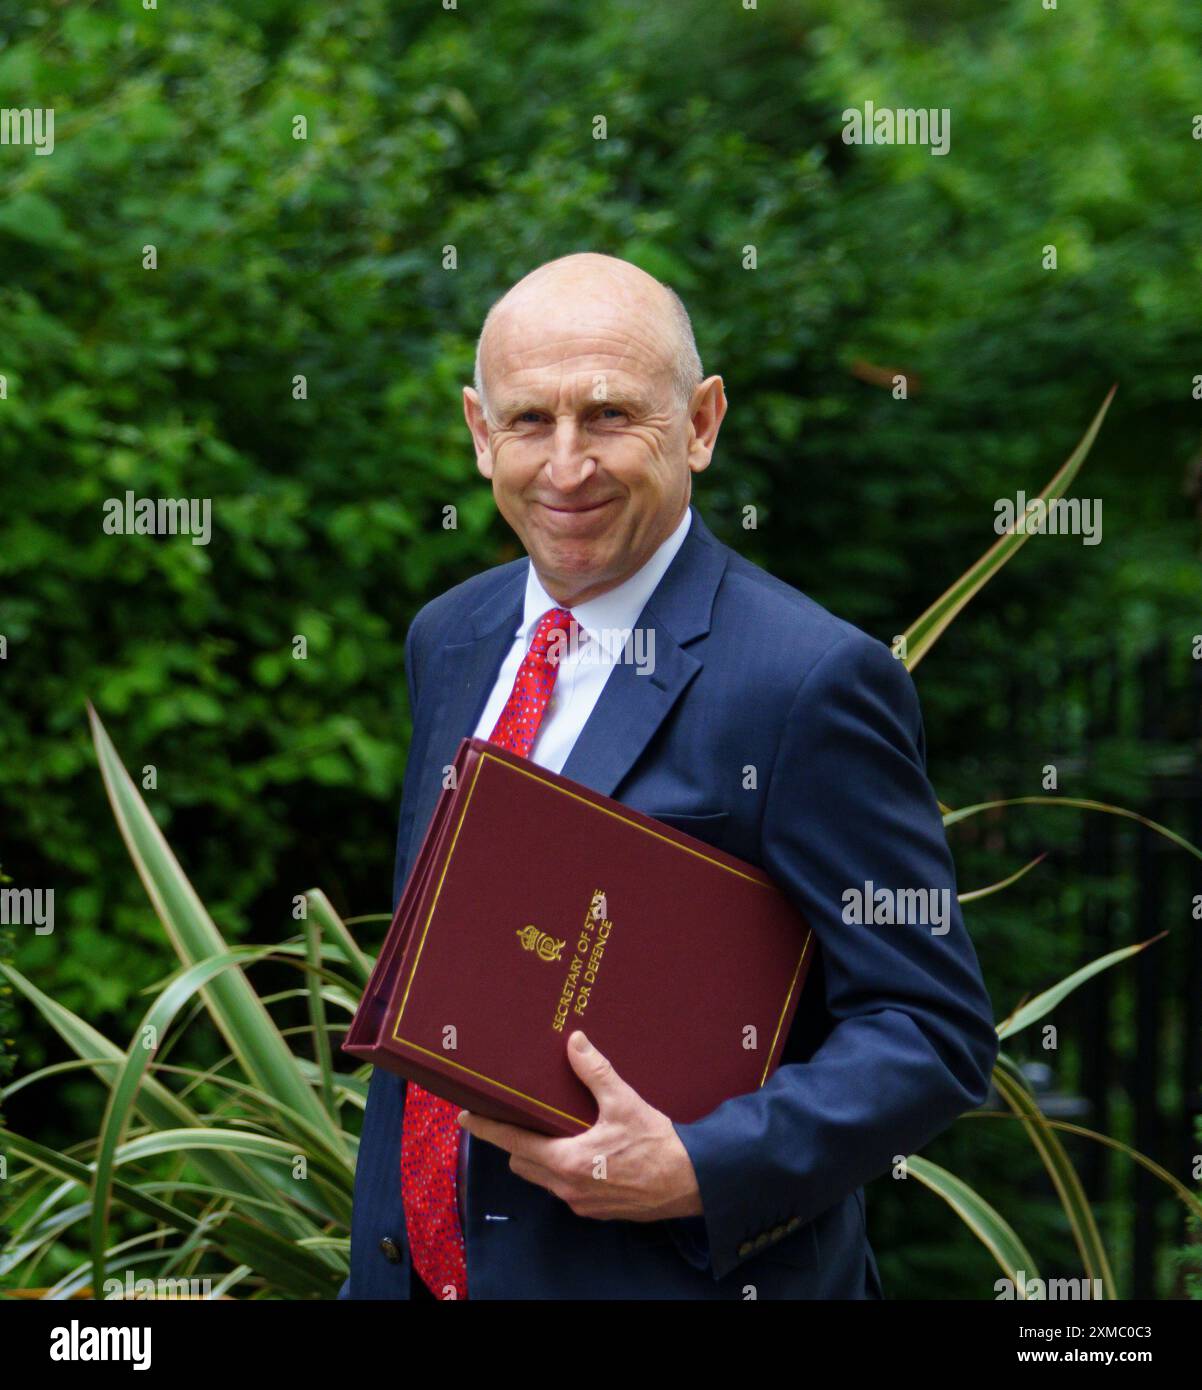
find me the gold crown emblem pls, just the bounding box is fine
[516,925,565,962]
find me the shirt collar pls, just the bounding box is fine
[519,505,693,660]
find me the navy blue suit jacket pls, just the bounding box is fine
[341,503,998,1299]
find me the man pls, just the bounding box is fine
[341,253,998,1300]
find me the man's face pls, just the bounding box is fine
[465,292,723,606]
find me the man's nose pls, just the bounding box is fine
[544,418,597,490]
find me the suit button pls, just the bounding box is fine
[754,1232,770,1249]
[738,1241,754,1258]
[786,1217,801,1233]
[770,1225,786,1241]
[379,1236,402,1264]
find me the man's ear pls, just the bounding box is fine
[686,375,728,474]
[464,386,494,478]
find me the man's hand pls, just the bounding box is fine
[458,1030,703,1221]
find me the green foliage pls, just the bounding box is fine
[3,707,1197,1298]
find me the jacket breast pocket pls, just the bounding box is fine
[645,810,731,851]
[646,810,730,836]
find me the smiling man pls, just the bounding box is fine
[341,252,998,1301]
[466,254,719,608]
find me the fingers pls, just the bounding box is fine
[457,1109,562,1165]
[566,1030,634,1110]
[508,1151,558,1193]
[460,1110,593,1203]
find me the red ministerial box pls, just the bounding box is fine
[342,737,815,1136]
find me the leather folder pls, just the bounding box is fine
[343,737,815,1136]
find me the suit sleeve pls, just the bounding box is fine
[671,632,999,1281]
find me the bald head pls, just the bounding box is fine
[473,253,703,425]
[462,250,726,608]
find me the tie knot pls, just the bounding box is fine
[530,607,577,666]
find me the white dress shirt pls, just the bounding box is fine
[470,504,693,763]
[453,503,693,1229]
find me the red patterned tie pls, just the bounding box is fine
[400,606,578,1300]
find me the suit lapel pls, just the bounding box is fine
[411,505,729,821]
[560,506,728,797]
[409,567,525,834]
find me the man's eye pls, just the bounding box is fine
[516,411,543,424]
[597,407,626,420]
